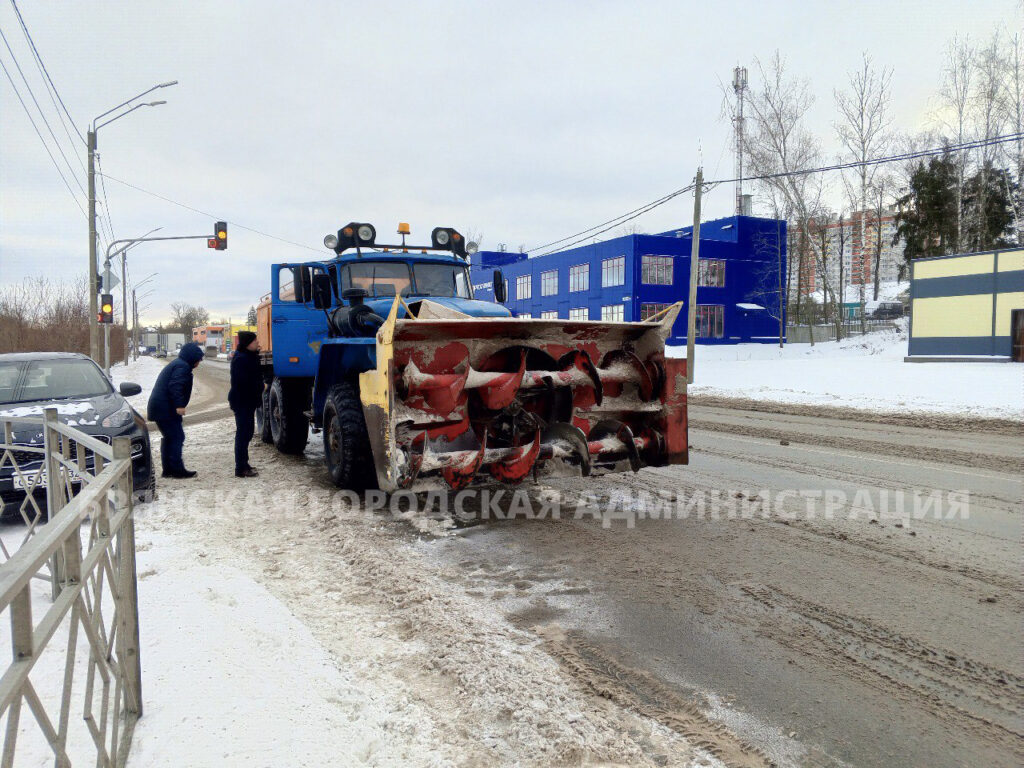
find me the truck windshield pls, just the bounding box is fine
[340,262,412,297]
[0,359,112,405]
[414,264,472,298]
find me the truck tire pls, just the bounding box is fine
[257,386,273,444]
[322,381,377,490]
[269,377,309,455]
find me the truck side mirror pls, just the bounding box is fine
[311,273,333,310]
[493,269,507,303]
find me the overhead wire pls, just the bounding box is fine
[0,24,86,200]
[10,0,86,169]
[9,0,84,144]
[98,172,323,253]
[0,49,87,218]
[528,132,1024,256]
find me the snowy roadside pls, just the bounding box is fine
[109,355,165,406]
[670,324,1023,421]
[123,421,721,767]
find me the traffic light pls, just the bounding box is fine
[99,294,114,324]
[208,221,228,250]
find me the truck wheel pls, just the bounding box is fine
[322,382,377,490]
[257,387,273,444]
[269,378,309,455]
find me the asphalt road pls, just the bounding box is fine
[424,401,1024,768]
[174,359,1023,766]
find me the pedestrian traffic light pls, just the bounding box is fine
[99,294,114,324]
[208,221,228,250]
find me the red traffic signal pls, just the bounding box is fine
[99,294,114,324]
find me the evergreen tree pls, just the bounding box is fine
[893,154,959,269]
[246,305,257,326]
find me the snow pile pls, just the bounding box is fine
[672,323,1023,420]
[110,356,165,404]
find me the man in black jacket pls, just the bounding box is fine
[228,331,263,478]
[147,342,204,478]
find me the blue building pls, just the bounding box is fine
[470,215,786,345]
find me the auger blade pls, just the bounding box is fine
[488,428,542,484]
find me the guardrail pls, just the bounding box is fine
[0,409,141,767]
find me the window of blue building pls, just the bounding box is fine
[569,264,589,292]
[640,302,672,321]
[641,255,673,285]
[601,304,624,321]
[516,274,531,300]
[569,307,588,320]
[541,310,558,319]
[696,305,724,337]
[602,256,625,287]
[541,269,558,296]
[698,259,726,287]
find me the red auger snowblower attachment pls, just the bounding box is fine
[359,299,688,492]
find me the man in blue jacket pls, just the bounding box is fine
[228,331,263,478]
[147,342,204,478]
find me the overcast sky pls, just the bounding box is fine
[1,0,1020,325]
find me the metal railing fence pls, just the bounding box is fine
[0,408,141,767]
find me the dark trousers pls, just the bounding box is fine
[155,417,186,474]
[233,408,256,474]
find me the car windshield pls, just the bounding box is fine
[414,263,472,298]
[340,261,412,297]
[0,359,111,405]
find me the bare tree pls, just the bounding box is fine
[745,51,839,342]
[169,303,210,335]
[938,35,975,250]
[996,32,1023,242]
[835,53,893,301]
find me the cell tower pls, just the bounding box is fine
[732,65,749,216]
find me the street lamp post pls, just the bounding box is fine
[101,232,212,376]
[131,274,157,361]
[88,80,177,362]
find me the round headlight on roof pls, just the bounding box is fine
[357,224,375,242]
[467,241,479,255]
[435,229,450,245]
[324,234,339,249]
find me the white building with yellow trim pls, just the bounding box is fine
[908,247,1024,359]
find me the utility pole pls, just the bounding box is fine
[88,80,177,363]
[132,289,138,362]
[88,129,99,361]
[686,168,703,385]
[121,253,128,366]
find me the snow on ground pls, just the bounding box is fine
[671,322,1023,421]
[1,419,719,767]
[110,355,165,405]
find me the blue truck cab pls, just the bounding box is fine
[254,222,510,461]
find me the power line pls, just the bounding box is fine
[9,0,85,145]
[533,185,696,258]
[0,50,87,218]
[530,132,1024,256]
[0,24,86,199]
[99,173,323,253]
[95,153,117,245]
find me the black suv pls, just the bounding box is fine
[0,352,154,518]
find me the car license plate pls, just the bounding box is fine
[11,468,81,490]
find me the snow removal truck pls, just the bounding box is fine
[254,221,689,492]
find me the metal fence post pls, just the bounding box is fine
[112,437,143,719]
[42,408,66,600]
